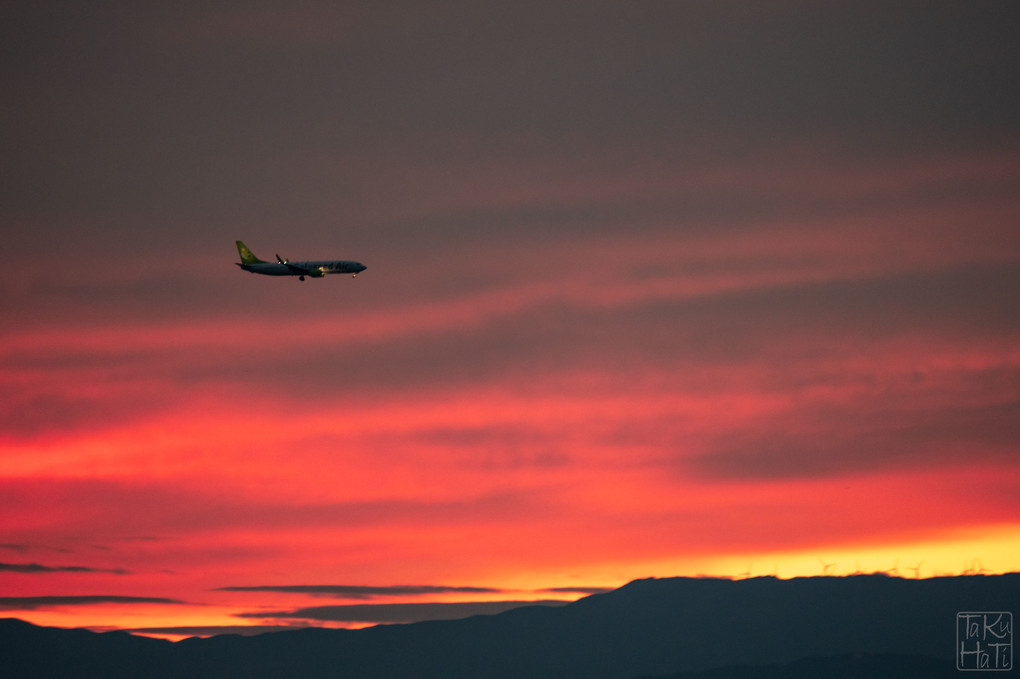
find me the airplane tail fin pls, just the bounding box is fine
[236,241,265,265]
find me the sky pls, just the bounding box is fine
[2,1,1019,638]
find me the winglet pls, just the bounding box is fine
[236,241,265,265]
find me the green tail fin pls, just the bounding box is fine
[236,241,265,265]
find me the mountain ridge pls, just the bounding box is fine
[2,574,1016,678]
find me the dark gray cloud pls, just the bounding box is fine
[0,544,72,554]
[124,625,314,638]
[216,585,504,599]
[236,599,569,624]
[690,399,1020,481]
[0,596,185,611]
[0,562,129,575]
[537,586,613,595]
[2,2,1018,250]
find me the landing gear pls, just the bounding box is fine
[299,275,305,281]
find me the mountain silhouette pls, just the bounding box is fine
[2,574,1016,678]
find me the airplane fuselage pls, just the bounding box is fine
[238,260,366,277]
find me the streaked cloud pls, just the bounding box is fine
[0,562,129,575]
[0,544,72,554]
[124,625,315,638]
[537,587,613,595]
[236,600,570,624]
[0,596,185,611]
[216,585,504,599]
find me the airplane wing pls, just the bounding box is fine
[276,254,312,275]
[282,261,313,275]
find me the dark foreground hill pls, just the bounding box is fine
[636,652,963,679]
[2,574,1016,679]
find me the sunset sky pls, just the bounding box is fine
[2,2,1018,638]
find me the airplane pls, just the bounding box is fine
[235,241,366,280]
